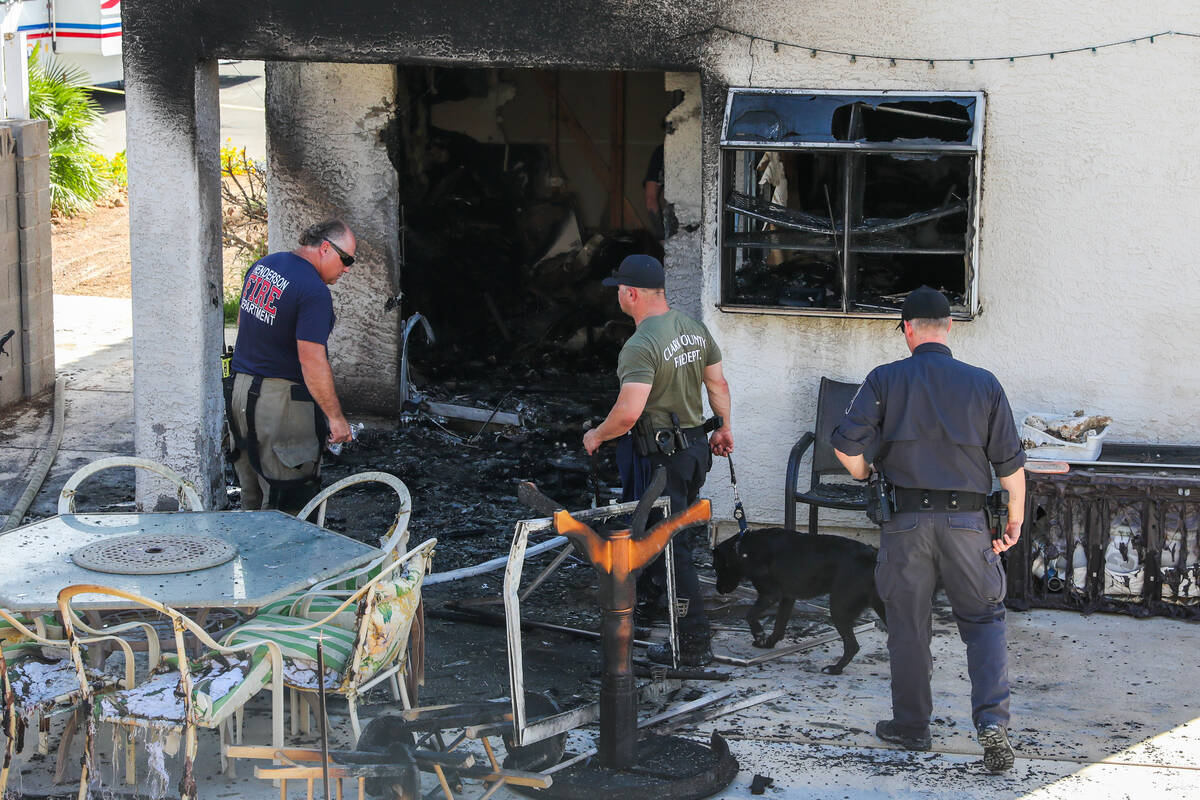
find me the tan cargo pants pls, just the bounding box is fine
[229,373,322,513]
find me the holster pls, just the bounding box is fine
[865,470,893,526]
[985,489,1010,540]
[631,414,658,457]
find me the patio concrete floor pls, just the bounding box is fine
[2,296,1198,798]
[5,605,1198,799]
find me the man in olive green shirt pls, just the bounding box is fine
[584,255,733,666]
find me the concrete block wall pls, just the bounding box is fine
[0,126,20,409]
[0,119,52,409]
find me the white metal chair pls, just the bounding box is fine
[0,607,156,793]
[58,456,204,514]
[223,537,436,741]
[58,585,285,800]
[296,470,412,550]
[262,472,414,627]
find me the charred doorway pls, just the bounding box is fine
[391,67,676,379]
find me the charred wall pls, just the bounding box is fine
[265,62,402,413]
[121,0,726,96]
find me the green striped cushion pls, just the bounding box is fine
[255,596,300,617]
[255,594,358,630]
[224,614,356,690]
[256,560,394,629]
[255,548,427,634]
[97,648,271,727]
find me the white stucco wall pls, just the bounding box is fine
[690,1,1200,526]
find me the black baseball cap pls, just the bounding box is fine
[602,254,665,289]
[897,286,951,330]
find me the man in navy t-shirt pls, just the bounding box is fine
[227,219,357,511]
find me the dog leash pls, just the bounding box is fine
[728,455,748,535]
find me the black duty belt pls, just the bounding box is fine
[892,488,986,513]
[678,425,709,449]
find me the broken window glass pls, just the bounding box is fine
[720,90,984,317]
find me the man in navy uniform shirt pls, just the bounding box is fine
[228,220,357,512]
[832,286,1026,773]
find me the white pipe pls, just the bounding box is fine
[425,535,567,585]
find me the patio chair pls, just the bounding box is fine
[222,537,436,742]
[260,471,414,628]
[57,585,285,799]
[1,607,154,793]
[784,377,872,534]
[58,455,204,514]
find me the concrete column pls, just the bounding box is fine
[126,59,225,509]
[265,62,400,413]
[663,72,704,319]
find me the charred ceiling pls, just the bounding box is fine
[122,0,723,107]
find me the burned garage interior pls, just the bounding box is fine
[393,66,674,370]
[352,66,696,545]
[719,90,982,316]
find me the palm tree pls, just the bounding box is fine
[26,43,110,215]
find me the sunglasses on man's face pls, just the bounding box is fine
[324,238,355,267]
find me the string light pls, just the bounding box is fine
[678,27,1197,67]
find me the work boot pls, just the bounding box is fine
[977,724,1015,773]
[646,637,712,668]
[875,720,932,751]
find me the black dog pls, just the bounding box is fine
[713,527,886,674]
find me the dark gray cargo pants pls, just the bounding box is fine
[875,510,1010,734]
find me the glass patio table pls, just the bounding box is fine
[0,511,380,612]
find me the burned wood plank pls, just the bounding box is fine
[424,401,522,432]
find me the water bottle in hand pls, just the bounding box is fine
[327,422,364,456]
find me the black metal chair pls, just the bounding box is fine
[784,377,872,534]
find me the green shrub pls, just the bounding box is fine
[26,43,111,215]
[223,289,242,325]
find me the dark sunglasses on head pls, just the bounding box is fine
[324,238,355,267]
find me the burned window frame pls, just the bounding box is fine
[717,88,985,320]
